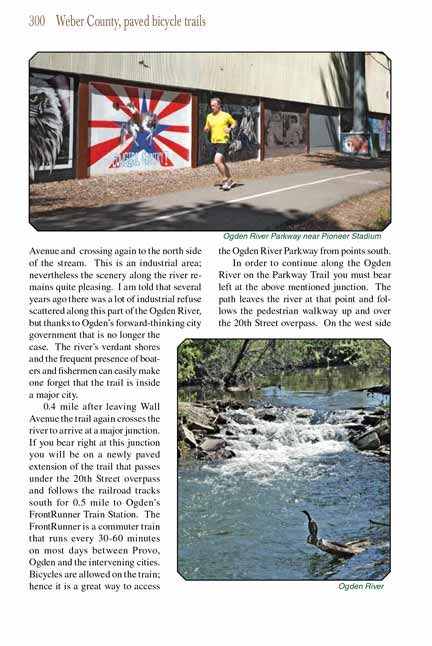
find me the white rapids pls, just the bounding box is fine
[205,406,366,478]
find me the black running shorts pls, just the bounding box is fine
[210,143,229,157]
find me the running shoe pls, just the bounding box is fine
[222,179,234,191]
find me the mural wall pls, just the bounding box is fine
[264,101,306,158]
[341,110,390,152]
[198,92,260,165]
[29,71,76,181]
[341,133,370,156]
[368,117,387,152]
[88,82,191,175]
[386,119,391,151]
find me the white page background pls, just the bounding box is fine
[1,2,429,644]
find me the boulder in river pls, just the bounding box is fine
[196,446,235,461]
[344,423,367,433]
[353,430,381,451]
[178,402,217,430]
[200,437,227,452]
[374,407,387,415]
[362,414,383,427]
[189,421,215,433]
[296,409,314,419]
[256,409,278,422]
[215,399,244,411]
[232,412,255,425]
[374,420,390,445]
[178,423,198,448]
[215,414,228,425]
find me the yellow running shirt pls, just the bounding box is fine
[205,111,236,143]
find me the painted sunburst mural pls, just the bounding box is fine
[88,82,191,175]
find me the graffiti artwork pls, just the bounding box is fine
[369,117,387,152]
[341,133,370,156]
[198,92,259,165]
[264,107,306,157]
[341,111,390,153]
[29,72,75,180]
[386,119,391,151]
[88,82,191,175]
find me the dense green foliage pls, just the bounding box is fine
[177,339,390,385]
[177,340,202,383]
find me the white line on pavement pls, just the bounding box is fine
[111,169,373,231]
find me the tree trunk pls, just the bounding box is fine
[224,340,251,387]
[352,52,367,133]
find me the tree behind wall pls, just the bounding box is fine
[353,52,367,133]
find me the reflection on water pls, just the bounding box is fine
[178,367,390,581]
[179,366,389,405]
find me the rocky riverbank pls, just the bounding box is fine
[178,399,244,460]
[344,407,390,459]
[178,399,390,461]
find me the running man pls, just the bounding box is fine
[204,98,237,190]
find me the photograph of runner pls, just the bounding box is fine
[28,52,391,232]
[204,97,237,190]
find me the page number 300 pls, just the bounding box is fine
[29,15,46,26]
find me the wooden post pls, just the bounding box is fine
[305,106,311,154]
[77,80,89,179]
[191,93,198,168]
[259,99,265,161]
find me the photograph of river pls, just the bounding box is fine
[177,340,390,580]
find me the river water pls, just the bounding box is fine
[178,367,390,580]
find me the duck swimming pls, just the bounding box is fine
[301,510,371,558]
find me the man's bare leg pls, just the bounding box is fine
[214,153,233,189]
[213,153,225,185]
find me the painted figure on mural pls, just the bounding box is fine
[204,97,237,190]
[264,109,305,153]
[229,105,259,156]
[120,103,159,146]
[29,74,73,180]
